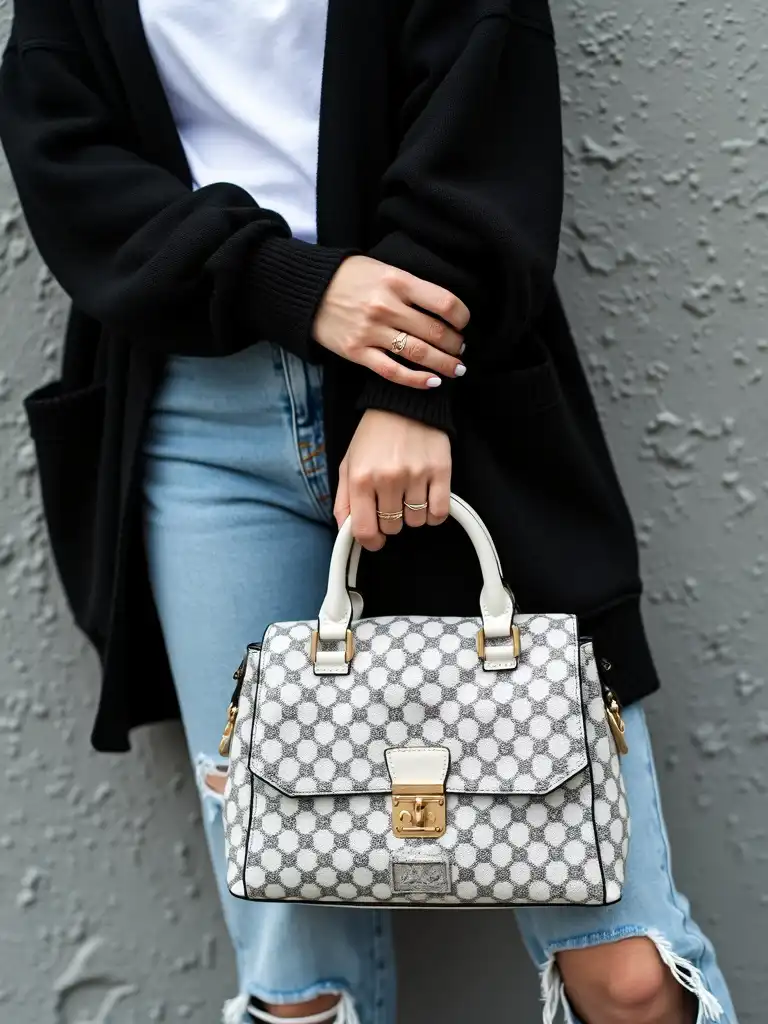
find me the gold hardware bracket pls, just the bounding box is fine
[604,691,629,755]
[310,629,355,665]
[392,783,446,838]
[218,704,237,757]
[476,625,521,662]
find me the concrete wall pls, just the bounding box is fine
[0,1,764,1021]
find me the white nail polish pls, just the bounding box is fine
[454,364,467,378]
[460,342,466,355]
[427,377,442,388]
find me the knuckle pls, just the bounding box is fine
[428,318,446,342]
[377,467,403,487]
[363,536,386,552]
[378,360,399,382]
[407,463,427,482]
[434,292,458,319]
[361,306,379,328]
[382,267,404,290]
[346,329,367,353]
[407,339,428,363]
[367,293,392,321]
[350,469,373,489]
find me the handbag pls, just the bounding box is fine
[221,494,629,907]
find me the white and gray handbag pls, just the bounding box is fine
[221,495,629,907]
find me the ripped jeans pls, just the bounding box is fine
[141,341,737,1024]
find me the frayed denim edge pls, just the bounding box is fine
[539,928,724,1024]
[222,989,360,1024]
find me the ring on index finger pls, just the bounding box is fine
[392,331,408,353]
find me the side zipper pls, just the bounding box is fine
[218,644,261,757]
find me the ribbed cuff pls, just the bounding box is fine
[356,374,456,437]
[246,236,358,363]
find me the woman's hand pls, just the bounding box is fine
[314,255,469,387]
[334,409,451,551]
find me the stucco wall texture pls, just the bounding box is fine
[0,1,765,1021]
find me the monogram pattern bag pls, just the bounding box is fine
[221,496,629,907]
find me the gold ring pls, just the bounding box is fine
[392,331,408,353]
[376,509,404,520]
[404,501,429,511]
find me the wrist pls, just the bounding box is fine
[356,374,455,438]
[359,407,446,437]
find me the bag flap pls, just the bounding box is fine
[249,613,588,797]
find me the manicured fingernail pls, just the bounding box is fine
[460,342,466,355]
[427,377,442,388]
[454,364,467,378]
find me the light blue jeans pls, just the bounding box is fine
[142,342,737,1024]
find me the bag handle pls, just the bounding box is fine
[313,494,518,675]
[345,493,505,593]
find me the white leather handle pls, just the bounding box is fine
[345,495,505,596]
[315,494,516,673]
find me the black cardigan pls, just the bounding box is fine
[0,0,659,752]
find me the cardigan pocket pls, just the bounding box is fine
[470,336,564,417]
[24,379,107,642]
[467,344,639,612]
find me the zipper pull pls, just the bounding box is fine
[604,689,629,755]
[218,703,238,757]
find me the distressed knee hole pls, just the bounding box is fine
[252,993,341,1020]
[223,990,358,1024]
[195,754,227,803]
[205,770,227,796]
[540,930,724,1024]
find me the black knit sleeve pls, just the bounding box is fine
[358,3,563,435]
[0,34,354,361]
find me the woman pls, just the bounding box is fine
[0,0,737,1022]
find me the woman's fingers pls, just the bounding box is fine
[377,324,466,379]
[348,469,385,552]
[395,306,465,357]
[341,410,452,550]
[362,349,444,391]
[333,458,351,529]
[427,468,451,527]
[375,479,405,537]
[403,487,429,528]
[312,256,470,378]
[397,273,471,333]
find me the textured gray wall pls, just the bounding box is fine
[0,1,764,1021]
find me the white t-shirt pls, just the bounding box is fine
[139,0,327,243]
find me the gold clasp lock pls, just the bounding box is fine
[392,784,446,838]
